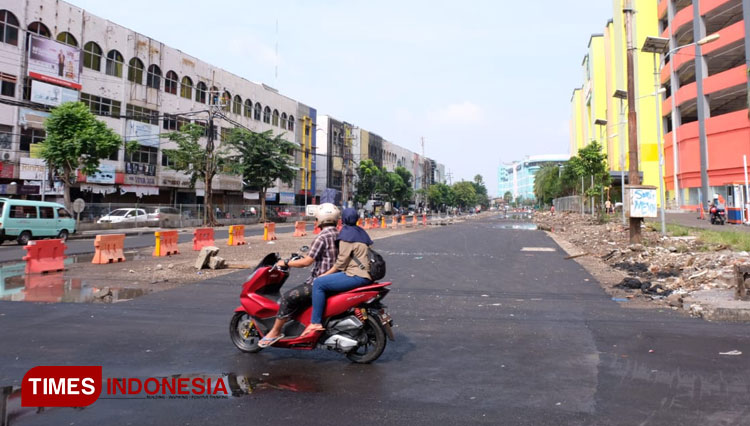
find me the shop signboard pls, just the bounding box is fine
[627,186,657,218]
[0,162,14,179]
[30,80,79,107]
[124,174,157,186]
[279,192,295,204]
[19,157,47,180]
[86,164,116,184]
[125,120,160,148]
[27,35,82,90]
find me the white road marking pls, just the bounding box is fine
[521,247,556,252]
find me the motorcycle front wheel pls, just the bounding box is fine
[346,315,387,364]
[230,312,263,353]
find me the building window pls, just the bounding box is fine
[0,10,20,46]
[27,22,51,38]
[56,32,77,47]
[221,91,231,112]
[243,99,252,118]
[165,71,178,95]
[209,86,219,105]
[126,104,158,125]
[80,93,122,117]
[232,95,242,115]
[83,42,102,71]
[280,113,287,129]
[272,109,280,126]
[20,128,45,152]
[163,114,177,131]
[263,106,271,124]
[128,144,157,165]
[195,82,207,103]
[288,115,294,131]
[180,76,193,99]
[146,64,161,89]
[220,128,231,142]
[0,73,15,97]
[254,103,262,120]
[105,50,124,77]
[127,58,144,84]
[0,124,12,149]
[332,171,342,187]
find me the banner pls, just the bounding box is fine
[27,35,82,90]
[279,192,295,204]
[125,120,160,148]
[86,164,116,184]
[19,157,47,180]
[30,80,79,107]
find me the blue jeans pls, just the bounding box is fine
[311,272,370,324]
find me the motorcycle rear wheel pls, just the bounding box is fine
[346,315,386,364]
[230,312,263,353]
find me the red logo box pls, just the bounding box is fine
[22,366,102,407]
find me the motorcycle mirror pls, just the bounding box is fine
[300,245,310,253]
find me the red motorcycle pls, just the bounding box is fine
[710,206,726,225]
[229,251,394,363]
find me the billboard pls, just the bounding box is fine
[27,35,82,90]
[30,80,79,107]
[19,158,47,180]
[125,120,160,148]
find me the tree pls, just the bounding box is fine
[533,165,561,206]
[354,159,381,205]
[162,123,229,225]
[452,181,477,208]
[471,174,489,207]
[41,102,123,209]
[377,171,407,205]
[393,166,414,206]
[503,191,513,204]
[224,128,296,222]
[427,183,455,211]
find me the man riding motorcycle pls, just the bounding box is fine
[257,203,340,348]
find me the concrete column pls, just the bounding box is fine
[692,0,711,210]
[743,0,750,116]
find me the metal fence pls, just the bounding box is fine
[552,196,583,213]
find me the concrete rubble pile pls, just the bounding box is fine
[535,211,749,308]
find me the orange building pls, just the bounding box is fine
[660,0,750,210]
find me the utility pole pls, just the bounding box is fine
[624,0,642,243]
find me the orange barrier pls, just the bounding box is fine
[356,218,362,227]
[293,221,307,237]
[401,216,407,226]
[313,220,321,234]
[23,239,67,274]
[228,225,247,246]
[361,218,369,230]
[371,218,379,229]
[391,217,398,229]
[422,214,427,226]
[381,217,386,229]
[92,234,126,264]
[193,228,215,251]
[411,215,417,227]
[153,230,180,257]
[263,222,278,241]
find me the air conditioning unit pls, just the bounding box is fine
[2,152,10,161]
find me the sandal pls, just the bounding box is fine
[258,334,285,348]
[300,324,325,338]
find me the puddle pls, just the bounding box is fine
[493,223,538,230]
[0,261,151,304]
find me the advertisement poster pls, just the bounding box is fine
[27,35,82,90]
[86,164,116,184]
[19,157,47,180]
[30,80,79,107]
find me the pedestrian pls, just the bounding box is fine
[605,199,612,214]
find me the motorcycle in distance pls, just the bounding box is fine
[229,247,394,363]
[710,205,726,225]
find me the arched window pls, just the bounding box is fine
[209,86,219,105]
[56,32,77,47]
[27,22,51,38]
[254,103,262,121]
[280,113,287,129]
[146,65,161,89]
[195,82,207,104]
[105,50,124,77]
[127,58,144,84]
[272,110,280,126]
[0,10,19,46]
[82,42,102,71]
[221,91,231,112]
[232,95,242,115]
[165,71,178,94]
[243,99,252,118]
[180,76,193,99]
[288,115,295,132]
[263,106,271,124]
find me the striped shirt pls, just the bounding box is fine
[305,226,338,285]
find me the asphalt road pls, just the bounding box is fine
[1,215,750,425]
[0,223,296,263]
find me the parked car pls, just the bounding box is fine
[0,198,76,245]
[97,208,148,224]
[146,207,182,227]
[265,209,287,223]
[277,209,293,217]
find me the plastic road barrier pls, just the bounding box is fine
[92,234,126,264]
[293,221,307,237]
[153,230,180,257]
[193,228,215,251]
[23,239,67,274]
[228,225,247,246]
[263,222,278,241]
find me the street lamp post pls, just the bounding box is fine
[642,33,720,235]
[613,89,628,226]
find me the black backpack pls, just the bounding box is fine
[351,247,386,281]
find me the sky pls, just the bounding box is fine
[68,0,614,197]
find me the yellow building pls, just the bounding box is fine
[569,0,663,205]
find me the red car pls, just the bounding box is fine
[277,209,293,217]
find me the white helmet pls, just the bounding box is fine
[316,203,340,226]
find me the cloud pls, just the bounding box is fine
[427,101,484,125]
